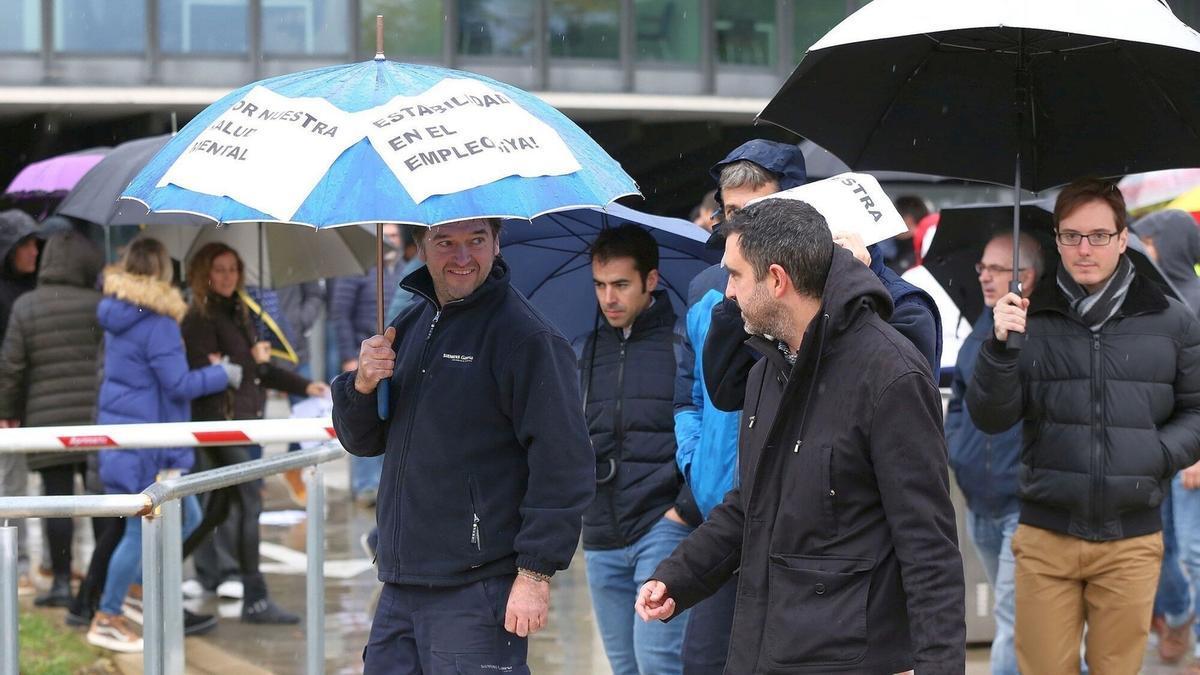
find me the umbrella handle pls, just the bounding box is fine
[377,379,390,420]
[1006,279,1025,351]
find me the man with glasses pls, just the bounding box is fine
[946,232,1042,675]
[967,178,1200,674]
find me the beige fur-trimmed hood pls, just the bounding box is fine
[101,266,189,323]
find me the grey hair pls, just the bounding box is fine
[718,160,779,193]
[724,198,833,299]
[989,231,1045,278]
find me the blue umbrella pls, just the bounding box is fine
[119,60,637,228]
[500,203,720,342]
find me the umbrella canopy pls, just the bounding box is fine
[1118,168,1200,213]
[141,221,377,288]
[923,201,1177,324]
[58,135,204,228]
[5,148,109,200]
[760,0,1200,192]
[119,59,638,228]
[500,203,720,341]
[799,140,949,183]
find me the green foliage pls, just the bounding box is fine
[18,612,106,675]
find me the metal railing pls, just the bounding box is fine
[0,429,346,675]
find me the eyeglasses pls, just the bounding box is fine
[974,263,1028,276]
[1056,231,1118,246]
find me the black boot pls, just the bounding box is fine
[184,609,217,635]
[34,574,72,608]
[240,574,299,625]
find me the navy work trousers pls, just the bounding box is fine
[364,574,529,674]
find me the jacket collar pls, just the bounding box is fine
[401,256,511,311]
[102,267,189,322]
[1030,264,1169,320]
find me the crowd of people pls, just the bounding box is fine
[4,134,1200,674]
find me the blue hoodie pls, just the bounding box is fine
[95,269,228,494]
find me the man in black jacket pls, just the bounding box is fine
[332,218,594,673]
[968,178,1200,674]
[578,225,696,675]
[637,199,965,675]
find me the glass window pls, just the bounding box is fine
[458,0,534,58]
[361,0,442,59]
[159,0,247,54]
[0,0,41,52]
[794,1,847,56]
[264,0,349,55]
[55,0,145,52]
[715,0,775,67]
[635,0,699,63]
[549,0,618,60]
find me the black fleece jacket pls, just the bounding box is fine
[332,259,594,585]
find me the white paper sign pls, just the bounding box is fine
[157,86,362,221]
[754,173,907,246]
[357,79,582,203]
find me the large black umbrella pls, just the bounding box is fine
[924,201,1178,325]
[760,0,1200,345]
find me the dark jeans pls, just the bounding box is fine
[364,575,528,675]
[38,463,83,577]
[182,446,262,582]
[70,516,123,617]
[681,578,736,675]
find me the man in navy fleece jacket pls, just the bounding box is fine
[332,218,594,673]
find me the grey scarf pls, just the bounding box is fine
[1056,255,1135,332]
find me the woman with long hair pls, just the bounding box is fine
[87,237,238,653]
[180,242,327,624]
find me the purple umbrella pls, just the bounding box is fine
[4,148,110,199]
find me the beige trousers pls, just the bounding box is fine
[1012,524,1162,675]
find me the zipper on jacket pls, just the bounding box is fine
[469,476,482,552]
[606,338,629,548]
[1090,333,1103,535]
[390,304,447,564]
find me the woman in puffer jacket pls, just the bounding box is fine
[86,238,240,654]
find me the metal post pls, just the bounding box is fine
[0,526,19,675]
[160,500,185,674]
[305,462,326,675]
[142,511,164,675]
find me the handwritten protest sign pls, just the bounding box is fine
[757,173,907,246]
[357,79,582,203]
[157,86,361,221]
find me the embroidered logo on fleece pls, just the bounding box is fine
[442,353,474,364]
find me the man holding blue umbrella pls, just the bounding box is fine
[332,217,594,672]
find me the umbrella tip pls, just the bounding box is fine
[374,15,386,61]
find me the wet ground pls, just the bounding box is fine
[15,397,1195,673]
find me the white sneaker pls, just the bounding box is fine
[181,579,206,599]
[87,612,143,653]
[216,580,244,600]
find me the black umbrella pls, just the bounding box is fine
[923,201,1178,325]
[760,0,1200,346]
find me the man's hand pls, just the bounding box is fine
[251,341,272,364]
[353,327,396,395]
[504,574,550,637]
[635,580,676,622]
[833,231,871,267]
[993,292,1029,342]
[1181,460,1200,490]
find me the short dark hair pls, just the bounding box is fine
[1054,177,1127,233]
[413,218,502,248]
[589,224,659,285]
[894,195,930,222]
[724,198,832,299]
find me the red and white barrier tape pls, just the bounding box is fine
[0,417,337,453]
